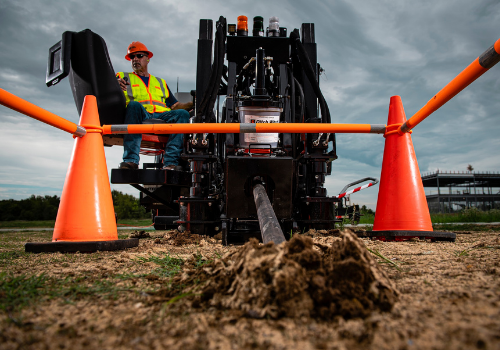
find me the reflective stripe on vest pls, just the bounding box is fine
[156,76,167,99]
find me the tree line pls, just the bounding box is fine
[0,193,376,222]
[0,191,149,221]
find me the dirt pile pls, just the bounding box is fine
[129,230,150,238]
[160,231,399,319]
[303,227,368,238]
[163,230,203,246]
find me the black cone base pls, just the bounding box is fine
[25,238,139,253]
[367,230,456,242]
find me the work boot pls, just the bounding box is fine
[119,162,139,170]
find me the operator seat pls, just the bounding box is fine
[66,29,126,126]
[47,28,169,151]
[64,29,129,148]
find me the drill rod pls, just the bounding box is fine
[252,183,286,245]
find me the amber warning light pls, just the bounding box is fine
[237,15,248,36]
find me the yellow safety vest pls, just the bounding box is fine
[116,72,171,113]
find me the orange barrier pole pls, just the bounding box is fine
[254,123,381,133]
[0,88,86,137]
[102,123,386,135]
[399,38,500,134]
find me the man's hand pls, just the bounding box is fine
[171,101,194,111]
[117,77,130,91]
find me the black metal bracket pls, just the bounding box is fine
[131,184,171,207]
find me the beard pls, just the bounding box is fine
[133,62,142,72]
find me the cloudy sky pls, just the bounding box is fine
[0,0,498,209]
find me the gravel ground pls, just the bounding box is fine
[1,227,499,349]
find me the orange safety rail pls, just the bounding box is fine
[104,123,241,135]
[254,123,380,133]
[102,123,387,135]
[399,38,500,134]
[0,88,86,137]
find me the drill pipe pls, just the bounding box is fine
[252,184,286,245]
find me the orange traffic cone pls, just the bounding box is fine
[371,96,455,241]
[25,96,138,252]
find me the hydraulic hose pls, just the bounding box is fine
[206,19,226,121]
[290,30,331,123]
[288,66,296,122]
[196,30,218,121]
[294,76,305,122]
[196,16,227,123]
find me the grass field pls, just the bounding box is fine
[2,208,500,229]
[357,208,500,225]
[431,208,500,223]
[1,226,500,349]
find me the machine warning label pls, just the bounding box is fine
[244,115,279,143]
[249,119,279,123]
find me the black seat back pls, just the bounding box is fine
[69,29,126,125]
[47,29,126,125]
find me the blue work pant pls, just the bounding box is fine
[122,101,190,166]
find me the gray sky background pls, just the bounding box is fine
[0,0,499,209]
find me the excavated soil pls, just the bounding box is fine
[156,232,398,320]
[162,230,203,246]
[1,227,500,349]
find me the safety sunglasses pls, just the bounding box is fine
[129,53,147,59]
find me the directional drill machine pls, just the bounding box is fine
[46,15,371,244]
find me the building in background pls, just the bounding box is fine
[421,171,500,213]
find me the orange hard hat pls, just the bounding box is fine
[125,41,153,60]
